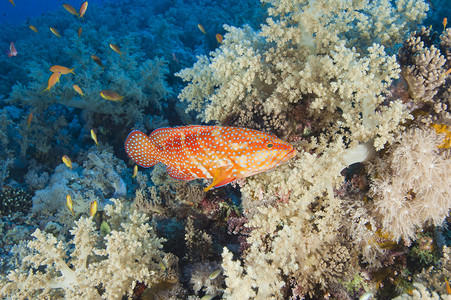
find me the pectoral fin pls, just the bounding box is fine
[204,166,236,192]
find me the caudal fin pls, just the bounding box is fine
[125,130,159,167]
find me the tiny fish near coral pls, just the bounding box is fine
[66,194,74,216]
[41,72,61,93]
[50,65,75,75]
[90,129,98,145]
[90,200,97,217]
[109,43,123,55]
[73,84,83,96]
[62,155,72,169]
[7,42,17,57]
[132,165,138,178]
[91,55,104,68]
[49,27,61,37]
[63,3,79,17]
[79,1,88,18]
[100,90,123,102]
[27,112,33,128]
[197,24,207,34]
[29,25,38,33]
[125,126,297,191]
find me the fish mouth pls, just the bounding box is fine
[273,146,297,165]
[279,146,297,163]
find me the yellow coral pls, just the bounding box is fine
[431,123,451,148]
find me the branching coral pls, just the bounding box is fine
[399,27,447,103]
[0,199,170,299]
[31,148,128,232]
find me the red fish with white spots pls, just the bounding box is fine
[125,125,296,191]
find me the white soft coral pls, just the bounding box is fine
[370,127,451,244]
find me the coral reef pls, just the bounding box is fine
[177,0,450,298]
[0,0,450,298]
[0,199,172,299]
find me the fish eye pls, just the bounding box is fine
[267,143,274,149]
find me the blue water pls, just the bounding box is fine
[0,0,105,26]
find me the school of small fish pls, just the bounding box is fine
[125,125,296,191]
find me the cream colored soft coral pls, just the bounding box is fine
[177,0,430,297]
[370,127,451,244]
[0,199,169,299]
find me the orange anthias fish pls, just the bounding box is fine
[50,65,75,74]
[91,55,104,68]
[216,33,223,44]
[100,90,123,101]
[41,72,61,93]
[125,126,297,191]
[50,27,61,37]
[7,42,17,57]
[27,112,33,128]
[109,43,124,55]
[79,1,88,18]
[63,3,79,16]
[29,25,38,33]
[197,24,207,34]
[73,84,83,96]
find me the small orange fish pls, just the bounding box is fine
[78,27,82,38]
[216,33,223,44]
[27,113,33,128]
[73,84,83,96]
[8,0,14,6]
[66,194,75,216]
[125,126,297,191]
[7,42,17,57]
[100,90,123,101]
[132,165,138,178]
[198,24,207,34]
[445,277,451,294]
[62,155,72,169]
[444,18,448,31]
[29,25,38,33]
[50,27,61,37]
[91,55,104,68]
[79,1,88,18]
[50,65,75,75]
[63,3,78,16]
[90,129,98,145]
[90,200,97,217]
[41,72,61,93]
[109,43,124,55]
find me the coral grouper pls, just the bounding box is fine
[125,125,297,191]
